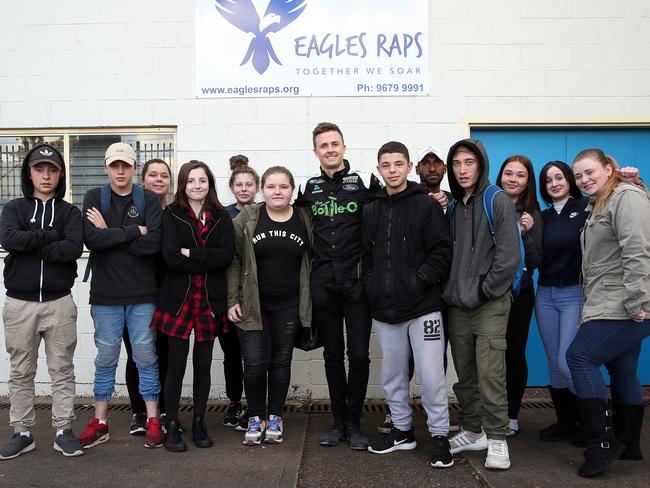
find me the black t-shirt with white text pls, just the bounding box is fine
[252,205,307,310]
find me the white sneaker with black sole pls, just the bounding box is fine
[449,428,488,454]
[485,439,510,469]
[368,427,417,454]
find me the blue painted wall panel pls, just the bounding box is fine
[468,127,650,386]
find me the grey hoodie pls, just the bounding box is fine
[443,139,520,309]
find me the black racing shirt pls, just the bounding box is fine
[295,161,381,287]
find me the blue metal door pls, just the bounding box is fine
[469,127,650,386]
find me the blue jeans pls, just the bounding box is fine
[534,285,582,392]
[566,319,650,404]
[91,304,159,402]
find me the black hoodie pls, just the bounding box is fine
[361,181,452,323]
[0,145,83,302]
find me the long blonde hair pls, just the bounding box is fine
[573,148,620,213]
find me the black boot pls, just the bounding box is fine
[577,398,625,478]
[320,423,345,447]
[164,419,187,452]
[540,387,579,441]
[613,402,644,460]
[344,421,369,450]
[192,416,213,448]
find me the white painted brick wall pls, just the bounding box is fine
[2,0,650,399]
[0,251,424,400]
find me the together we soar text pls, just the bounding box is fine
[294,32,424,58]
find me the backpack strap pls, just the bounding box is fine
[132,184,146,225]
[482,184,503,236]
[99,183,111,217]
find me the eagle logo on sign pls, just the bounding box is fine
[214,0,307,75]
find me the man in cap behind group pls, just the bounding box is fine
[415,145,452,211]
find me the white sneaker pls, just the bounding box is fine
[449,429,488,454]
[485,439,510,470]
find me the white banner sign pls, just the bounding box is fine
[195,0,429,97]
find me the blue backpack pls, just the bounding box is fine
[82,184,146,282]
[447,184,526,297]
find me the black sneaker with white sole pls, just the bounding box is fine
[53,429,85,457]
[368,428,417,454]
[235,409,249,431]
[223,402,243,427]
[430,435,453,468]
[378,413,394,434]
[0,433,35,460]
[129,412,147,436]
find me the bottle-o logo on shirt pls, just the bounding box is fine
[128,205,140,218]
[310,196,358,217]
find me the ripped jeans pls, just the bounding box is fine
[91,304,159,402]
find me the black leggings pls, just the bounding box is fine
[237,306,300,419]
[506,285,535,419]
[123,327,169,414]
[164,336,215,420]
[217,323,244,404]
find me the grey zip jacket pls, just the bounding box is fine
[443,139,520,309]
[580,182,650,324]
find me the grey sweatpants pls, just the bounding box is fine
[375,311,449,436]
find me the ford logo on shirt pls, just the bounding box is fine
[342,184,359,191]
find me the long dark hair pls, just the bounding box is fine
[538,160,582,206]
[496,155,540,213]
[173,160,223,218]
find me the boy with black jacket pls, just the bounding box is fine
[362,141,453,468]
[444,139,520,470]
[0,144,84,459]
[78,142,164,449]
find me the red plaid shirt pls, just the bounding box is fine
[151,208,226,342]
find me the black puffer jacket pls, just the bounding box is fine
[361,182,452,324]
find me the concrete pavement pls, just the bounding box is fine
[0,400,648,488]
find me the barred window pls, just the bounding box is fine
[0,128,175,214]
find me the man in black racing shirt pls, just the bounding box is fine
[296,122,381,450]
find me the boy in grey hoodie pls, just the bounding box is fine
[443,139,519,470]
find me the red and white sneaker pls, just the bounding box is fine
[145,417,165,448]
[78,418,109,449]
